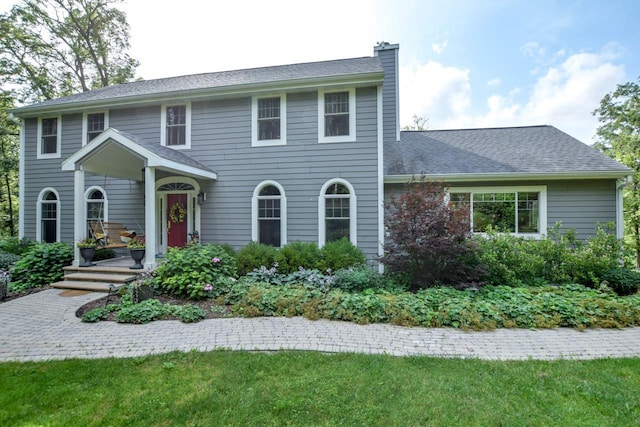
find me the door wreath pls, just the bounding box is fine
[169,202,186,224]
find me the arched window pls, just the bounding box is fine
[85,187,107,237]
[252,181,287,247]
[37,188,60,243]
[319,179,357,246]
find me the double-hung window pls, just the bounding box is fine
[318,89,356,143]
[161,103,191,148]
[319,179,357,246]
[37,117,61,159]
[450,186,547,236]
[252,181,287,247]
[252,95,286,146]
[82,112,108,145]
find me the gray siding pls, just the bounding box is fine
[22,86,381,262]
[384,179,619,240]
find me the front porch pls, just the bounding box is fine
[61,128,217,269]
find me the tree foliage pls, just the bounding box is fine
[0,92,19,237]
[382,177,485,289]
[0,0,139,103]
[593,78,640,267]
[402,114,430,131]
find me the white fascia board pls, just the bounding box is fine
[12,73,385,118]
[384,171,632,184]
[156,162,217,180]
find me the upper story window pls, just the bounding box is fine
[37,116,61,159]
[449,186,547,237]
[82,112,109,146]
[252,94,286,147]
[318,89,356,143]
[161,103,191,149]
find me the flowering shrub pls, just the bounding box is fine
[154,243,237,299]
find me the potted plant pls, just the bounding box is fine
[127,236,145,270]
[77,237,97,267]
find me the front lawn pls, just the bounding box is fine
[1,351,639,426]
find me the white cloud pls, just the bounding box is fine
[487,78,501,87]
[400,61,471,128]
[432,39,448,55]
[400,47,625,143]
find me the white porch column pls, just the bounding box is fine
[144,167,157,269]
[73,169,85,267]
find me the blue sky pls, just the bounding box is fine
[2,0,638,143]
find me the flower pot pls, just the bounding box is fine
[79,246,97,267]
[129,248,145,270]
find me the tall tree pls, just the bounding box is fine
[0,0,139,103]
[593,78,640,267]
[0,92,20,237]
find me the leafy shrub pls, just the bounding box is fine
[319,238,366,271]
[332,266,388,293]
[115,299,168,324]
[0,252,20,269]
[245,264,334,289]
[154,243,237,299]
[10,242,73,290]
[173,304,206,323]
[0,237,36,255]
[382,177,485,289]
[274,241,322,274]
[82,307,109,322]
[475,223,624,287]
[601,268,640,296]
[92,248,116,261]
[236,241,278,276]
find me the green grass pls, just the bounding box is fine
[1,351,639,426]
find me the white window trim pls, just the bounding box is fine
[448,185,548,238]
[251,180,287,246]
[37,116,62,159]
[36,187,61,242]
[82,111,109,146]
[252,93,287,147]
[318,88,356,143]
[160,102,191,149]
[318,178,357,246]
[84,186,108,223]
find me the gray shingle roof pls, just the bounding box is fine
[14,56,383,113]
[109,129,216,174]
[385,126,630,177]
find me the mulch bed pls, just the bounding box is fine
[0,285,52,303]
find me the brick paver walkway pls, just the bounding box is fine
[1,289,640,362]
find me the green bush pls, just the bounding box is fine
[10,242,73,291]
[92,248,117,261]
[274,241,322,274]
[475,223,624,287]
[154,243,237,299]
[332,266,388,293]
[601,268,640,296]
[236,241,278,276]
[319,238,367,271]
[0,237,36,255]
[0,251,20,269]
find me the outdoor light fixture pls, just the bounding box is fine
[197,190,206,205]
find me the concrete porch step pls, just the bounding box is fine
[51,280,123,292]
[63,272,138,284]
[63,265,145,275]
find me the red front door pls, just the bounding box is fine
[167,193,188,248]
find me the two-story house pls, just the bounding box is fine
[11,42,631,269]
